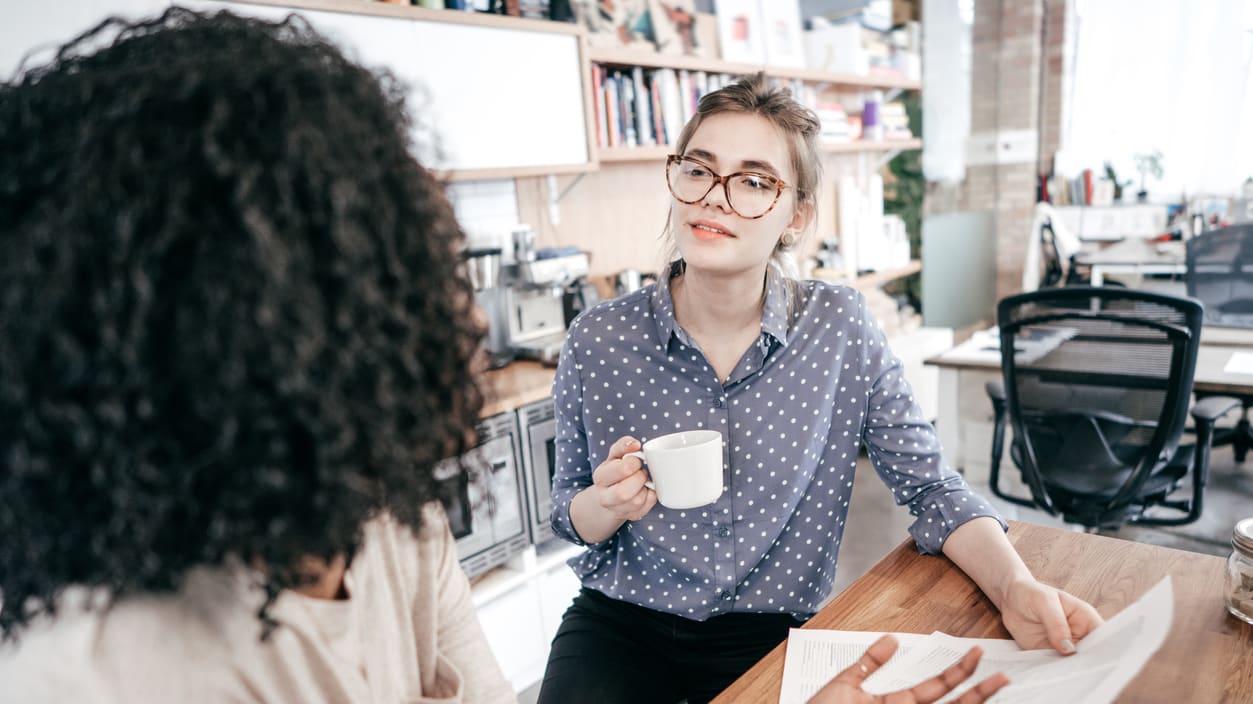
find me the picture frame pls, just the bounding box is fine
[648,0,703,56]
[759,0,805,68]
[571,0,654,50]
[714,0,765,64]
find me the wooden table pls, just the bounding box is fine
[712,521,1253,703]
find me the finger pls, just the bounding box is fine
[606,468,649,504]
[951,672,1010,704]
[906,646,983,703]
[592,455,645,488]
[640,487,658,514]
[1063,592,1104,642]
[822,635,899,690]
[605,436,641,461]
[1040,595,1078,655]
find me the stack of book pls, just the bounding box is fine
[815,101,851,143]
[879,101,912,140]
[592,65,734,148]
[1044,170,1116,206]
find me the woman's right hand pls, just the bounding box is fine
[590,436,657,521]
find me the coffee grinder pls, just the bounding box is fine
[463,247,514,370]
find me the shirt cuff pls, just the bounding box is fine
[908,493,1007,554]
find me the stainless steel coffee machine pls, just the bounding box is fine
[464,247,514,370]
[504,226,592,366]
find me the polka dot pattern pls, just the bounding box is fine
[547,267,1004,621]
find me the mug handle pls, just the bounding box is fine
[623,450,654,490]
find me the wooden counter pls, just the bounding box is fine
[480,360,557,417]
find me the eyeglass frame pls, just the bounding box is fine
[664,154,795,220]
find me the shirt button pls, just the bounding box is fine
[713,397,725,408]
[718,590,733,601]
[717,526,731,538]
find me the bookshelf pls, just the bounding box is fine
[597,138,922,163]
[586,46,921,91]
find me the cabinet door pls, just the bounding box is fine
[1,0,171,79]
[180,1,432,153]
[475,582,549,693]
[537,565,580,643]
[180,1,590,176]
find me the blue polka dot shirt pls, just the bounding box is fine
[549,265,1004,621]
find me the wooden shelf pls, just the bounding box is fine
[229,0,581,33]
[597,138,921,163]
[849,260,923,289]
[587,46,921,90]
[824,137,921,154]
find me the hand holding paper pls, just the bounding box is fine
[806,635,1009,704]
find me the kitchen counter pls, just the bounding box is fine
[480,360,557,417]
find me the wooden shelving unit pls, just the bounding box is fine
[587,46,921,90]
[596,138,921,163]
[848,259,923,290]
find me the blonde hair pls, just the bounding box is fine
[659,72,822,292]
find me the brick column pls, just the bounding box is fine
[925,0,1071,304]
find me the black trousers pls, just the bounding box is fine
[536,588,806,704]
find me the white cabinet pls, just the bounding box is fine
[471,541,582,695]
[476,580,550,694]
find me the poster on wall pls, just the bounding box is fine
[714,0,765,64]
[648,0,704,56]
[759,0,804,68]
[572,0,655,49]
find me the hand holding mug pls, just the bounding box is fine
[591,436,657,522]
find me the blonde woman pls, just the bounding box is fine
[538,73,1101,703]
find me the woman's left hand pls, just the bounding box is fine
[999,578,1103,654]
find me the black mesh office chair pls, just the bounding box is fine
[985,287,1240,530]
[1186,224,1253,462]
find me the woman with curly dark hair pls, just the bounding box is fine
[0,9,514,702]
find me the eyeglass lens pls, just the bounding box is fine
[666,159,779,218]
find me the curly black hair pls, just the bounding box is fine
[0,8,484,640]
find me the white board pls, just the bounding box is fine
[1,0,591,175]
[187,1,591,173]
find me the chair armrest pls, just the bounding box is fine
[986,380,1005,404]
[1191,395,1242,425]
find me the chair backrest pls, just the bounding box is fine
[1023,203,1085,292]
[997,287,1202,525]
[1186,224,1253,328]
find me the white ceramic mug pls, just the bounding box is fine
[625,429,724,509]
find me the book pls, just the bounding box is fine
[591,64,607,148]
[631,66,653,146]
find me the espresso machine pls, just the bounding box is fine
[503,226,594,366]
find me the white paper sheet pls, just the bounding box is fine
[779,577,1173,704]
[1223,351,1253,376]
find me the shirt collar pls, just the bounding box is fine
[649,261,792,350]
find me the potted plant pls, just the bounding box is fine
[1133,151,1163,203]
[1103,161,1133,202]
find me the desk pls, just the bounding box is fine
[1073,238,1185,286]
[924,332,1253,479]
[712,521,1253,704]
